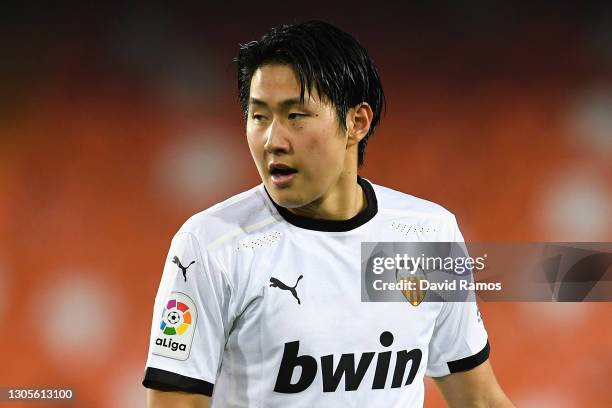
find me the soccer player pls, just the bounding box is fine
[143,21,514,407]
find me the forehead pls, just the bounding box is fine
[249,64,323,106]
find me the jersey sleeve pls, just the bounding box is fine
[425,216,490,377]
[142,231,233,396]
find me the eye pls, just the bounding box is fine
[251,113,266,122]
[288,113,306,120]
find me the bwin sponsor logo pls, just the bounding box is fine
[274,331,422,393]
[155,337,187,352]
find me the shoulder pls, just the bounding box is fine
[371,181,457,222]
[175,184,278,251]
[367,180,461,240]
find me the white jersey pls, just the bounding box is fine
[143,177,489,407]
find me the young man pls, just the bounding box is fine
[143,21,514,407]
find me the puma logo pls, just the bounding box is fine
[172,256,195,282]
[270,275,303,304]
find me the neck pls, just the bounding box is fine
[287,170,366,221]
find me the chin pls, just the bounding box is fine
[267,187,306,208]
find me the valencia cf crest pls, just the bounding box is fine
[396,267,427,306]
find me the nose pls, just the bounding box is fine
[264,119,290,155]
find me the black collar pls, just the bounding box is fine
[265,176,378,232]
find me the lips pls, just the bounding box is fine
[268,163,298,187]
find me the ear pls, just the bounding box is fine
[345,102,374,147]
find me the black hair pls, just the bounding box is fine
[235,21,385,166]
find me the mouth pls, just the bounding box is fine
[268,163,298,187]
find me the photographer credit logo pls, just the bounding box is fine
[152,292,197,360]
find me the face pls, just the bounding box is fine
[246,64,350,209]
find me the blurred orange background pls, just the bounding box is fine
[1,3,611,407]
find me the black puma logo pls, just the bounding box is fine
[172,256,195,282]
[270,275,303,304]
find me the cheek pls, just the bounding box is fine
[304,113,343,153]
[246,134,267,175]
[246,128,263,156]
[302,131,346,167]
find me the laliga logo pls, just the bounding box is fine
[156,298,193,352]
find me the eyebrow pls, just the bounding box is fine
[249,97,307,109]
